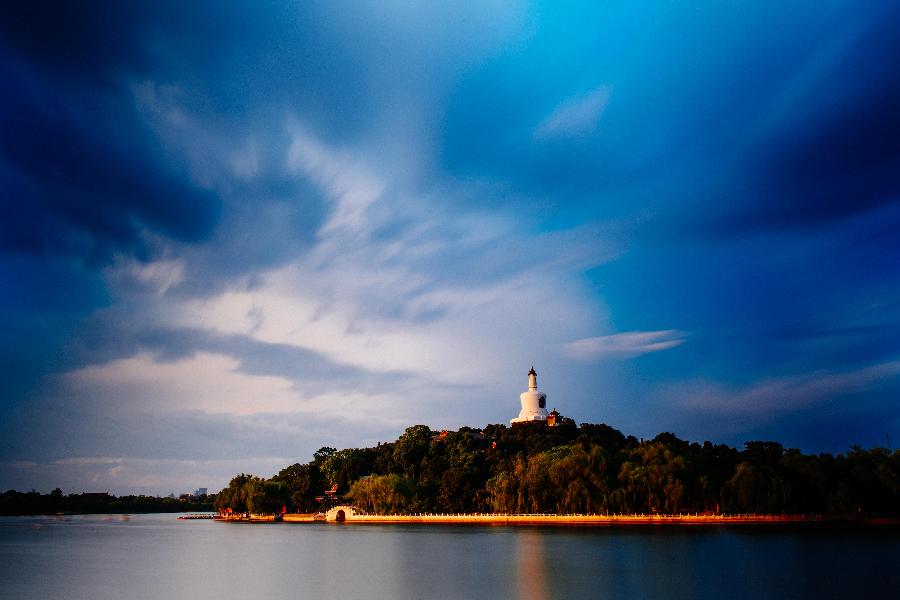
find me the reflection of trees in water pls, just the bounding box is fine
[516,529,549,600]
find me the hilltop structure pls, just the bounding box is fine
[511,367,550,424]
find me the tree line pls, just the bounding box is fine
[215,420,900,516]
[0,489,215,515]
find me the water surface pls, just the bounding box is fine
[1,514,897,599]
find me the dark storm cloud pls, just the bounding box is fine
[0,1,156,79]
[0,0,351,266]
[0,254,108,401]
[60,311,418,396]
[0,0,224,412]
[0,4,220,263]
[0,61,220,260]
[715,6,900,233]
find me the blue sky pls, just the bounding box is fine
[2,1,899,495]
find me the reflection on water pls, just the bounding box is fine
[516,529,549,600]
[1,516,899,600]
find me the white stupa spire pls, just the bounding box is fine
[512,366,549,424]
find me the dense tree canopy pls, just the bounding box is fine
[219,420,900,516]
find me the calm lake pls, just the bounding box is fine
[1,514,898,599]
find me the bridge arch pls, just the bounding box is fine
[325,506,359,522]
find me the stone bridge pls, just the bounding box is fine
[324,506,361,522]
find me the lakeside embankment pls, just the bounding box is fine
[213,508,899,526]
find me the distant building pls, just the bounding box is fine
[194,488,208,497]
[511,367,550,424]
[547,409,560,427]
[81,492,110,498]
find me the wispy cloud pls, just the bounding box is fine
[534,85,612,139]
[672,360,900,417]
[286,122,384,237]
[154,120,615,388]
[105,256,185,297]
[564,330,685,361]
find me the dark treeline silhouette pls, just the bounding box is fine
[0,489,215,515]
[217,420,900,516]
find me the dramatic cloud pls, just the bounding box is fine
[2,1,899,494]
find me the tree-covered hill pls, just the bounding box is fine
[216,420,900,516]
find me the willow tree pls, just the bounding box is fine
[347,474,415,514]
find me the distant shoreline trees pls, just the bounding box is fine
[0,489,214,515]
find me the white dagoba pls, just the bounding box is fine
[511,366,549,424]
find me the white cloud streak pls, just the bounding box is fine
[286,122,385,238]
[534,85,612,139]
[105,256,186,297]
[564,330,685,361]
